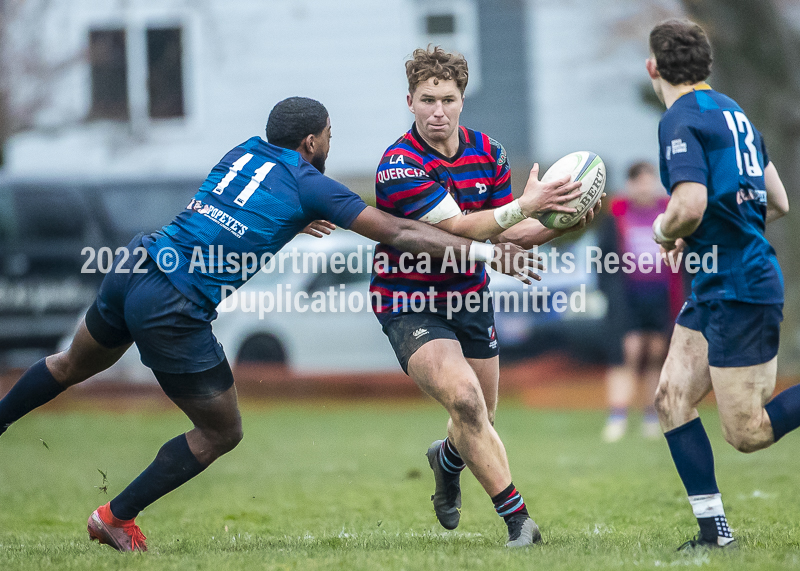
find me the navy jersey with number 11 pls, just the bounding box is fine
[143,136,367,310]
[658,86,783,304]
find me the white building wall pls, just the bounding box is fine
[4,0,676,188]
[5,0,434,179]
[526,0,680,190]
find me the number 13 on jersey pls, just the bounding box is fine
[722,110,763,178]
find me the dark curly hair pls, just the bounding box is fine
[405,45,469,95]
[649,19,712,86]
[266,97,328,150]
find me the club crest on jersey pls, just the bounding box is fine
[488,137,507,166]
[671,139,687,155]
[188,198,212,215]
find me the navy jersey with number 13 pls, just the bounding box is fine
[658,86,783,305]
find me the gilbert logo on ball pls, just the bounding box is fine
[537,151,606,230]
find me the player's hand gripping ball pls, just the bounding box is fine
[537,151,606,229]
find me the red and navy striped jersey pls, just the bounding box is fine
[370,123,513,319]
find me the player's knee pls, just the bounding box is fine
[45,351,85,387]
[723,421,772,454]
[645,351,665,371]
[223,423,244,452]
[623,336,645,366]
[654,370,692,417]
[207,422,243,456]
[653,381,672,417]
[724,431,767,453]
[450,387,486,432]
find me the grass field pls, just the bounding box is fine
[1,398,800,570]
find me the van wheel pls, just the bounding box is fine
[236,334,286,364]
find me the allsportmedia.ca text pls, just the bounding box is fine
[80,244,719,278]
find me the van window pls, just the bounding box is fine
[0,187,17,242]
[305,249,372,293]
[100,184,191,235]
[14,187,86,240]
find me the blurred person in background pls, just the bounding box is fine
[599,161,683,442]
[371,46,602,548]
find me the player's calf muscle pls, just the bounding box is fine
[45,351,101,387]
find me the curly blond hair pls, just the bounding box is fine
[405,45,469,95]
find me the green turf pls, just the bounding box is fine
[1,400,800,570]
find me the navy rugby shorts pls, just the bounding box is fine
[380,294,499,374]
[621,284,673,334]
[676,298,783,368]
[604,284,673,366]
[84,233,231,398]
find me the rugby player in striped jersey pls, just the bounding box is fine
[370,46,603,547]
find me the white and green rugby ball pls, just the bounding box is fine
[537,151,606,230]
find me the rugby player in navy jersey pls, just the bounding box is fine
[646,20,796,550]
[370,46,603,547]
[0,96,566,552]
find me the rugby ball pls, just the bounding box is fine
[537,151,606,230]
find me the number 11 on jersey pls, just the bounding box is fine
[212,152,275,206]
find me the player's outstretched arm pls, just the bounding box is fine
[430,164,582,242]
[653,181,707,250]
[491,195,605,249]
[764,162,789,223]
[349,206,541,282]
[350,205,472,257]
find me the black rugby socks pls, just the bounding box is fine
[0,358,65,436]
[492,482,529,523]
[438,437,465,475]
[110,434,206,520]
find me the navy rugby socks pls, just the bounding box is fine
[110,434,205,521]
[765,384,800,442]
[665,417,732,544]
[664,417,719,496]
[492,482,529,523]
[0,358,65,436]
